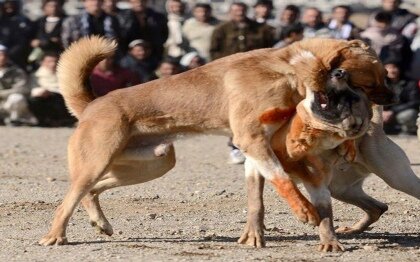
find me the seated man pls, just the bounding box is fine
[179,51,205,71]
[0,44,37,126]
[29,52,75,127]
[382,57,420,135]
[119,39,159,83]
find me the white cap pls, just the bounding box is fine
[180,52,199,67]
[0,44,8,52]
[128,39,147,49]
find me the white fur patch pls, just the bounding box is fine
[289,50,316,65]
[244,155,286,181]
[302,85,315,114]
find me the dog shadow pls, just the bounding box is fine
[69,232,419,250]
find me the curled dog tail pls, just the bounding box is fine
[57,36,117,119]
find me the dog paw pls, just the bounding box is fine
[318,240,345,252]
[238,223,265,248]
[39,234,68,246]
[90,220,114,236]
[154,143,172,157]
[287,140,310,160]
[293,200,321,226]
[335,226,363,235]
[337,140,356,162]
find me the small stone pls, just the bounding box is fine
[215,190,226,196]
[118,231,123,235]
[46,177,56,182]
[152,195,160,200]
[403,210,410,214]
[363,244,379,251]
[147,213,157,219]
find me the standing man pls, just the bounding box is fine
[270,4,301,41]
[164,0,188,59]
[182,3,219,62]
[121,0,168,60]
[0,0,34,70]
[301,7,332,39]
[209,2,274,61]
[253,0,274,24]
[61,0,120,48]
[328,5,360,40]
[370,0,418,41]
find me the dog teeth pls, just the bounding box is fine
[321,103,327,109]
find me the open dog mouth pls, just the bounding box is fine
[316,92,329,110]
[312,89,361,124]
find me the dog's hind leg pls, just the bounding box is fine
[360,131,420,199]
[329,166,388,234]
[81,143,176,236]
[39,120,130,246]
[238,159,266,248]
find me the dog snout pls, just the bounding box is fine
[342,116,362,133]
[331,68,347,79]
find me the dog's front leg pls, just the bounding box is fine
[238,160,266,247]
[304,183,345,252]
[231,120,320,226]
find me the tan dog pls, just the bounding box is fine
[39,36,394,245]
[239,68,372,250]
[240,106,420,250]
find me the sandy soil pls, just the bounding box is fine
[0,126,419,261]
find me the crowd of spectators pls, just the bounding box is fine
[0,1,419,146]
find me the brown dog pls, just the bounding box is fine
[39,36,393,245]
[239,68,372,250]
[240,104,420,250]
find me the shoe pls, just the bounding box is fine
[229,149,245,164]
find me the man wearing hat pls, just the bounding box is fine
[119,39,159,83]
[0,45,37,126]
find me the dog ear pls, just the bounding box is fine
[347,39,370,50]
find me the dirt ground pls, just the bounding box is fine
[0,126,419,261]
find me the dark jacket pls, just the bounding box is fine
[371,8,418,32]
[209,19,274,61]
[119,8,168,59]
[0,14,34,69]
[384,79,420,114]
[119,55,158,83]
[61,11,120,48]
[33,15,66,53]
